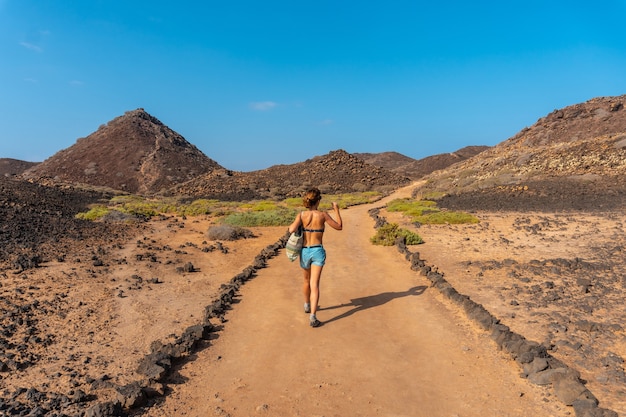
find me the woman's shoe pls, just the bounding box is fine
[310,317,322,327]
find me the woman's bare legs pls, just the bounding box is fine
[302,268,311,311]
[309,265,323,317]
[302,267,324,310]
[302,264,324,326]
[299,265,322,328]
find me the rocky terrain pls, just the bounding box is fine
[0,94,625,416]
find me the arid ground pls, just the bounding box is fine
[1,181,623,416]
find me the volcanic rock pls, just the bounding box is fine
[0,176,133,264]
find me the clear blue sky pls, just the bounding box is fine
[2,1,626,171]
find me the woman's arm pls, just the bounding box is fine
[324,202,343,231]
[288,212,302,233]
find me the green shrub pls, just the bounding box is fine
[387,198,437,217]
[181,199,219,216]
[222,207,298,227]
[110,195,172,217]
[387,198,479,225]
[284,197,303,208]
[370,223,423,246]
[401,228,424,244]
[240,200,278,211]
[75,205,111,221]
[119,200,160,218]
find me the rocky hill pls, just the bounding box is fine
[415,94,626,211]
[172,149,411,200]
[0,158,39,177]
[20,109,223,194]
[356,146,489,179]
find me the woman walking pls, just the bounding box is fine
[288,187,343,327]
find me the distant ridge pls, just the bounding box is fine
[355,146,489,179]
[173,149,411,200]
[21,109,222,194]
[0,158,39,177]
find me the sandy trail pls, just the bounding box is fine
[141,190,567,417]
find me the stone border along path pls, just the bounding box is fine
[84,208,619,417]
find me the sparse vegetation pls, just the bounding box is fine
[221,207,298,227]
[75,205,111,221]
[110,195,174,216]
[387,198,438,216]
[239,200,279,212]
[386,198,479,225]
[79,195,239,219]
[182,199,224,216]
[76,191,383,227]
[370,223,423,246]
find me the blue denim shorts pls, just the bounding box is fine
[300,245,326,268]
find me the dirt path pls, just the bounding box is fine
[140,190,568,417]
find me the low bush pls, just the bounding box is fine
[370,223,423,246]
[387,198,437,217]
[221,207,298,227]
[110,195,176,216]
[386,198,479,225]
[181,199,221,216]
[240,200,278,212]
[206,225,255,241]
[75,205,110,221]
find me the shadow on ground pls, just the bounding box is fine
[321,285,427,324]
